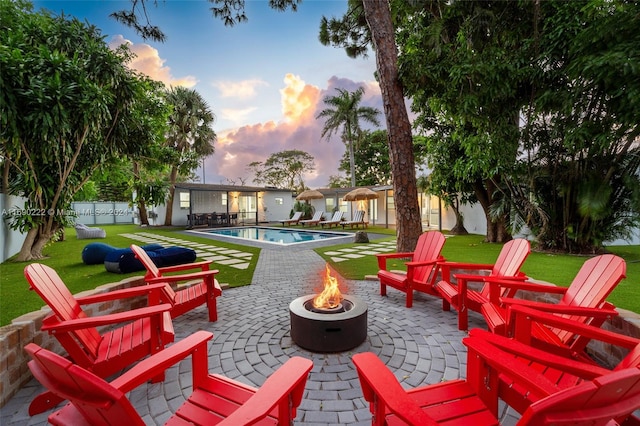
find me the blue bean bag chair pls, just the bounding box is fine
[82,243,164,265]
[104,246,196,274]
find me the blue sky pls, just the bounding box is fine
[34,0,382,187]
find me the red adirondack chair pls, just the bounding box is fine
[481,254,626,352]
[26,331,313,426]
[470,308,640,414]
[434,238,531,330]
[376,231,446,308]
[131,244,222,322]
[353,335,640,425]
[24,263,175,415]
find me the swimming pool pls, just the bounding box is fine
[196,226,351,246]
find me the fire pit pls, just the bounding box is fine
[290,265,368,352]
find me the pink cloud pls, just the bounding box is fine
[109,35,198,88]
[202,75,383,188]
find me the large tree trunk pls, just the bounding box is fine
[164,166,178,226]
[15,225,56,261]
[362,0,422,253]
[473,178,511,243]
[132,161,150,226]
[137,200,150,225]
[450,198,469,235]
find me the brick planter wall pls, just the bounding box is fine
[0,276,148,408]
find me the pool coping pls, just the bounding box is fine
[183,226,356,250]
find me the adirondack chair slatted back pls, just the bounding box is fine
[490,239,531,277]
[25,343,146,426]
[412,231,446,283]
[25,264,102,359]
[552,254,626,344]
[353,210,364,222]
[131,245,177,301]
[480,238,531,299]
[330,211,343,222]
[310,211,323,221]
[520,366,640,425]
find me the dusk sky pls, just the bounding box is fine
[33,0,386,188]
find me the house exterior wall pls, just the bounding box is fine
[168,187,295,226]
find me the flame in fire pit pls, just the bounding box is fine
[313,264,343,309]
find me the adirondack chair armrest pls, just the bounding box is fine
[467,329,611,379]
[156,260,213,274]
[486,279,566,304]
[146,269,220,285]
[507,305,638,350]
[375,252,414,270]
[463,336,562,397]
[352,352,439,425]
[406,257,442,268]
[110,330,214,393]
[453,272,493,283]
[75,283,169,305]
[41,304,172,333]
[217,357,314,426]
[507,300,619,318]
[502,297,619,318]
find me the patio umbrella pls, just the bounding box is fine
[296,189,324,201]
[343,187,378,201]
[344,187,379,224]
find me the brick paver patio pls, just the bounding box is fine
[1,241,519,425]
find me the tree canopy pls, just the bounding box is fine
[316,87,381,187]
[163,86,216,226]
[248,150,315,192]
[398,0,640,252]
[1,0,163,260]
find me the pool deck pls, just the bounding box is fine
[1,242,520,425]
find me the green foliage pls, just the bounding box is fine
[338,130,428,187]
[164,86,216,174]
[319,0,370,59]
[316,87,381,187]
[248,149,315,192]
[397,0,640,251]
[0,0,160,259]
[292,201,313,220]
[163,86,216,225]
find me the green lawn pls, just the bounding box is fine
[0,224,260,326]
[2,225,638,326]
[316,234,640,314]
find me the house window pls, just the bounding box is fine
[387,191,395,209]
[325,198,335,212]
[179,192,190,209]
[222,193,228,206]
[275,197,283,205]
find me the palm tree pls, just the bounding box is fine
[316,87,380,187]
[163,86,216,225]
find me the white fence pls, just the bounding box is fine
[1,195,27,262]
[70,202,134,225]
[1,198,134,262]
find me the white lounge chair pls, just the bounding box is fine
[300,211,324,227]
[319,211,343,228]
[278,211,303,226]
[340,210,367,229]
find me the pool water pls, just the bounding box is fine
[203,226,350,245]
